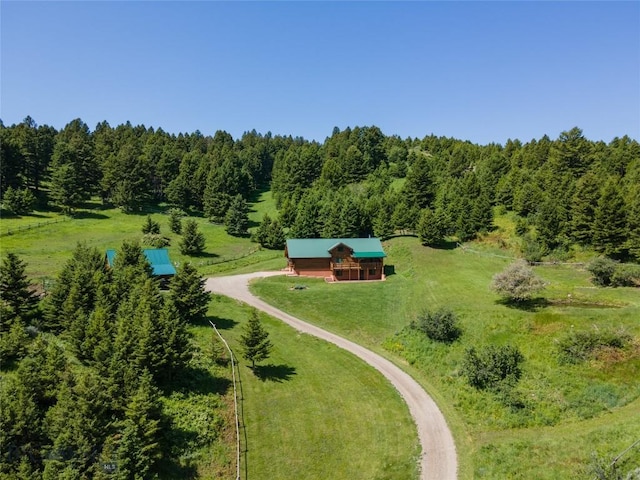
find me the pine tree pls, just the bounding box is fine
[254,213,272,247]
[624,183,640,260]
[225,194,249,237]
[44,243,105,332]
[241,309,272,369]
[169,262,210,324]
[570,171,601,245]
[156,298,192,382]
[1,186,35,215]
[204,191,232,224]
[43,371,111,477]
[265,218,286,250]
[0,252,38,326]
[417,208,446,246]
[179,219,206,255]
[290,193,321,238]
[114,371,162,479]
[141,215,160,235]
[402,154,435,209]
[167,208,184,234]
[593,179,627,257]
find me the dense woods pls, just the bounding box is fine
[0,243,215,478]
[2,118,638,261]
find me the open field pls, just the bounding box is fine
[251,236,640,479]
[0,192,283,281]
[201,296,419,480]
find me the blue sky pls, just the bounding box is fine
[2,1,638,144]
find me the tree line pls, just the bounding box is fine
[2,117,638,261]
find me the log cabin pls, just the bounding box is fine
[285,238,386,281]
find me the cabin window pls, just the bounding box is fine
[369,268,376,276]
[334,257,343,264]
[335,269,343,276]
[337,246,344,252]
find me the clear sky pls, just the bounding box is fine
[1,1,639,144]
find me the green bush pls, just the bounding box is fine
[1,187,36,216]
[411,308,462,343]
[491,260,546,302]
[557,328,632,364]
[142,215,161,234]
[611,264,640,287]
[461,344,524,391]
[587,257,618,286]
[521,233,547,263]
[142,233,170,248]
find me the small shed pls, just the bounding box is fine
[285,238,386,281]
[105,248,177,279]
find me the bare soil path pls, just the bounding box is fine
[204,271,458,480]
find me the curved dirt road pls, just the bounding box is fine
[204,272,457,480]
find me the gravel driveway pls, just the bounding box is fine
[204,271,458,480]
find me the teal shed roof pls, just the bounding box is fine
[106,248,177,276]
[286,238,386,259]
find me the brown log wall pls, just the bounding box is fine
[292,258,331,277]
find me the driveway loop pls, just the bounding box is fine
[205,272,458,480]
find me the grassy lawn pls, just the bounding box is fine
[0,194,283,281]
[201,296,419,480]
[251,236,640,479]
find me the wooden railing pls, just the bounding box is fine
[330,261,381,270]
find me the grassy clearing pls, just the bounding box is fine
[0,202,278,281]
[198,296,419,480]
[251,236,640,479]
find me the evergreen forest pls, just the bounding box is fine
[1,117,639,261]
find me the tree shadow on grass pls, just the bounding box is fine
[169,365,232,396]
[157,428,199,480]
[72,210,109,220]
[203,315,239,330]
[496,297,550,312]
[197,251,222,259]
[252,364,297,383]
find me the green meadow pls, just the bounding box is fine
[3,195,639,478]
[251,236,640,479]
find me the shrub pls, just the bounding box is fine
[491,260,546,302]
[2,187,36,216]
[521,233,547,263]
[587,257,618,286]
[142,215,161,235]
[142,233,170,248]
[587,257,640,287]
[411,308,462,343]
[611,264,640,287]
[461,344,524,391]
[557,327,632,364]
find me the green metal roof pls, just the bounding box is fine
[106,248,177,276]
[286,238,386,259]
